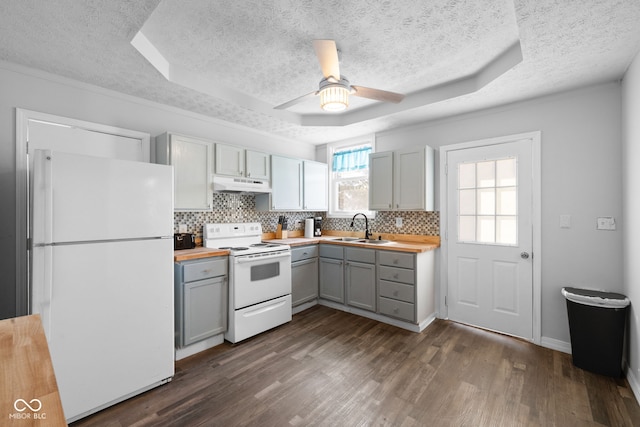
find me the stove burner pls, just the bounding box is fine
[251,243,281,248]
[219,246,249,251]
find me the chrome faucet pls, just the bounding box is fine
[351,213,371,240]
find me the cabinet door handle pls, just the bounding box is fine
[388,204,392,208]
[393,274,399,279]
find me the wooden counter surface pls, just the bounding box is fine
[174,247,229,262]
[0,315,66,426]
[263,233,440,253]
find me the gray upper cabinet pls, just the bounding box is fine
[215,143,270,181]
[270,155,303,210]
[369,151,394,210]
[246,149,270,180]
[303,160,328,211]
[369,146,435,211]
[155,133,213,211]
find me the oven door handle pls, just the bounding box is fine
[234,251,291,264]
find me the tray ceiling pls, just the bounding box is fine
[1,0,640,145]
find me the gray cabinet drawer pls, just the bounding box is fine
[182,257,228,282]
[291,245,318,262]
[378,265,415,285]
[319,244,344,260]
[379,280,415,304]
[378,251,415,269]
[345,247,375,264]
[379,296,415,322]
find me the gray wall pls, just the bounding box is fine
[365,82,623,347]
[622,49,640,394]
[0,62,316,319]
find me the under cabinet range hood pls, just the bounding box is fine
[212,176,272,194]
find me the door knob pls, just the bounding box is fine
[520,252,530,259]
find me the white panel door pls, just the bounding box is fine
[447,139,533,339]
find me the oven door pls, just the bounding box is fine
[231,250,292,309]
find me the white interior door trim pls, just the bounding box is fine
[439,131,542,344]
[15,108,151,316]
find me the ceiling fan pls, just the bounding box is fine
[274,40,405,112]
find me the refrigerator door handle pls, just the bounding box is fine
[32,150,54,246]
[31,245,53,339]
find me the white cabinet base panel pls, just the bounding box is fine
[318,299,436,333]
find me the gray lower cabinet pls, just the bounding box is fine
[175,256,228,347]
[377,251,416,322]
[291,245,319,306]
[345,247,376,312]
[319,244,344,303]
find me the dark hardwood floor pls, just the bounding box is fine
[72,305,640,426]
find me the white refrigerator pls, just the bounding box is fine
[30,149,175,423]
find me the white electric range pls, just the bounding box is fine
[204,223,292,343]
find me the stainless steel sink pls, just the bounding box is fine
[356,239,392,244]
[330,237,360,241]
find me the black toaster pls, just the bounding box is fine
[174,233,195,250]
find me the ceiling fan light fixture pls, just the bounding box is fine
[320,85,349,111]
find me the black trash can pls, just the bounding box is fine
[562,287,630,377]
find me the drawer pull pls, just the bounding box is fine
[393,274,399,279]
[393,290,399,296]
[393,259,398,264]
[393,308,399,314]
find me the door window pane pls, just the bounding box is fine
[459,163,476,189]
[496,216,517,245]
[477,189,496,215]
[457,157,518,245]
[496,187,516,215]
[459,216,476,241]
[497,158,517,186]
[459,189,476,215]
[477,161,495,188]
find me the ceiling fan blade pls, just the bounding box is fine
[351,85,405,104]
[313,39,340,80]
[274,91,318,110]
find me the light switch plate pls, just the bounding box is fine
[559,214,571,229]
[596,217,616,231]
[395,217,403,228]
[178,224,188,233]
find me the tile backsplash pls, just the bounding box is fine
[174,193,439,239]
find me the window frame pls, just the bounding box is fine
[326,137,376,218]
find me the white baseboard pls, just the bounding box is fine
[540,336,571,354]
[625,365,640,403]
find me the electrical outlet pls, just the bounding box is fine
[178,224,187,233]
[596,217,616,231]
[395,217,403,228]
[559,214,571,229]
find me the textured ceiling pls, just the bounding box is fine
[1,0,640,145]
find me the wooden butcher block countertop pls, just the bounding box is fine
[174,247,230,262]
[263,232,440,254]
[0,314,66,426]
